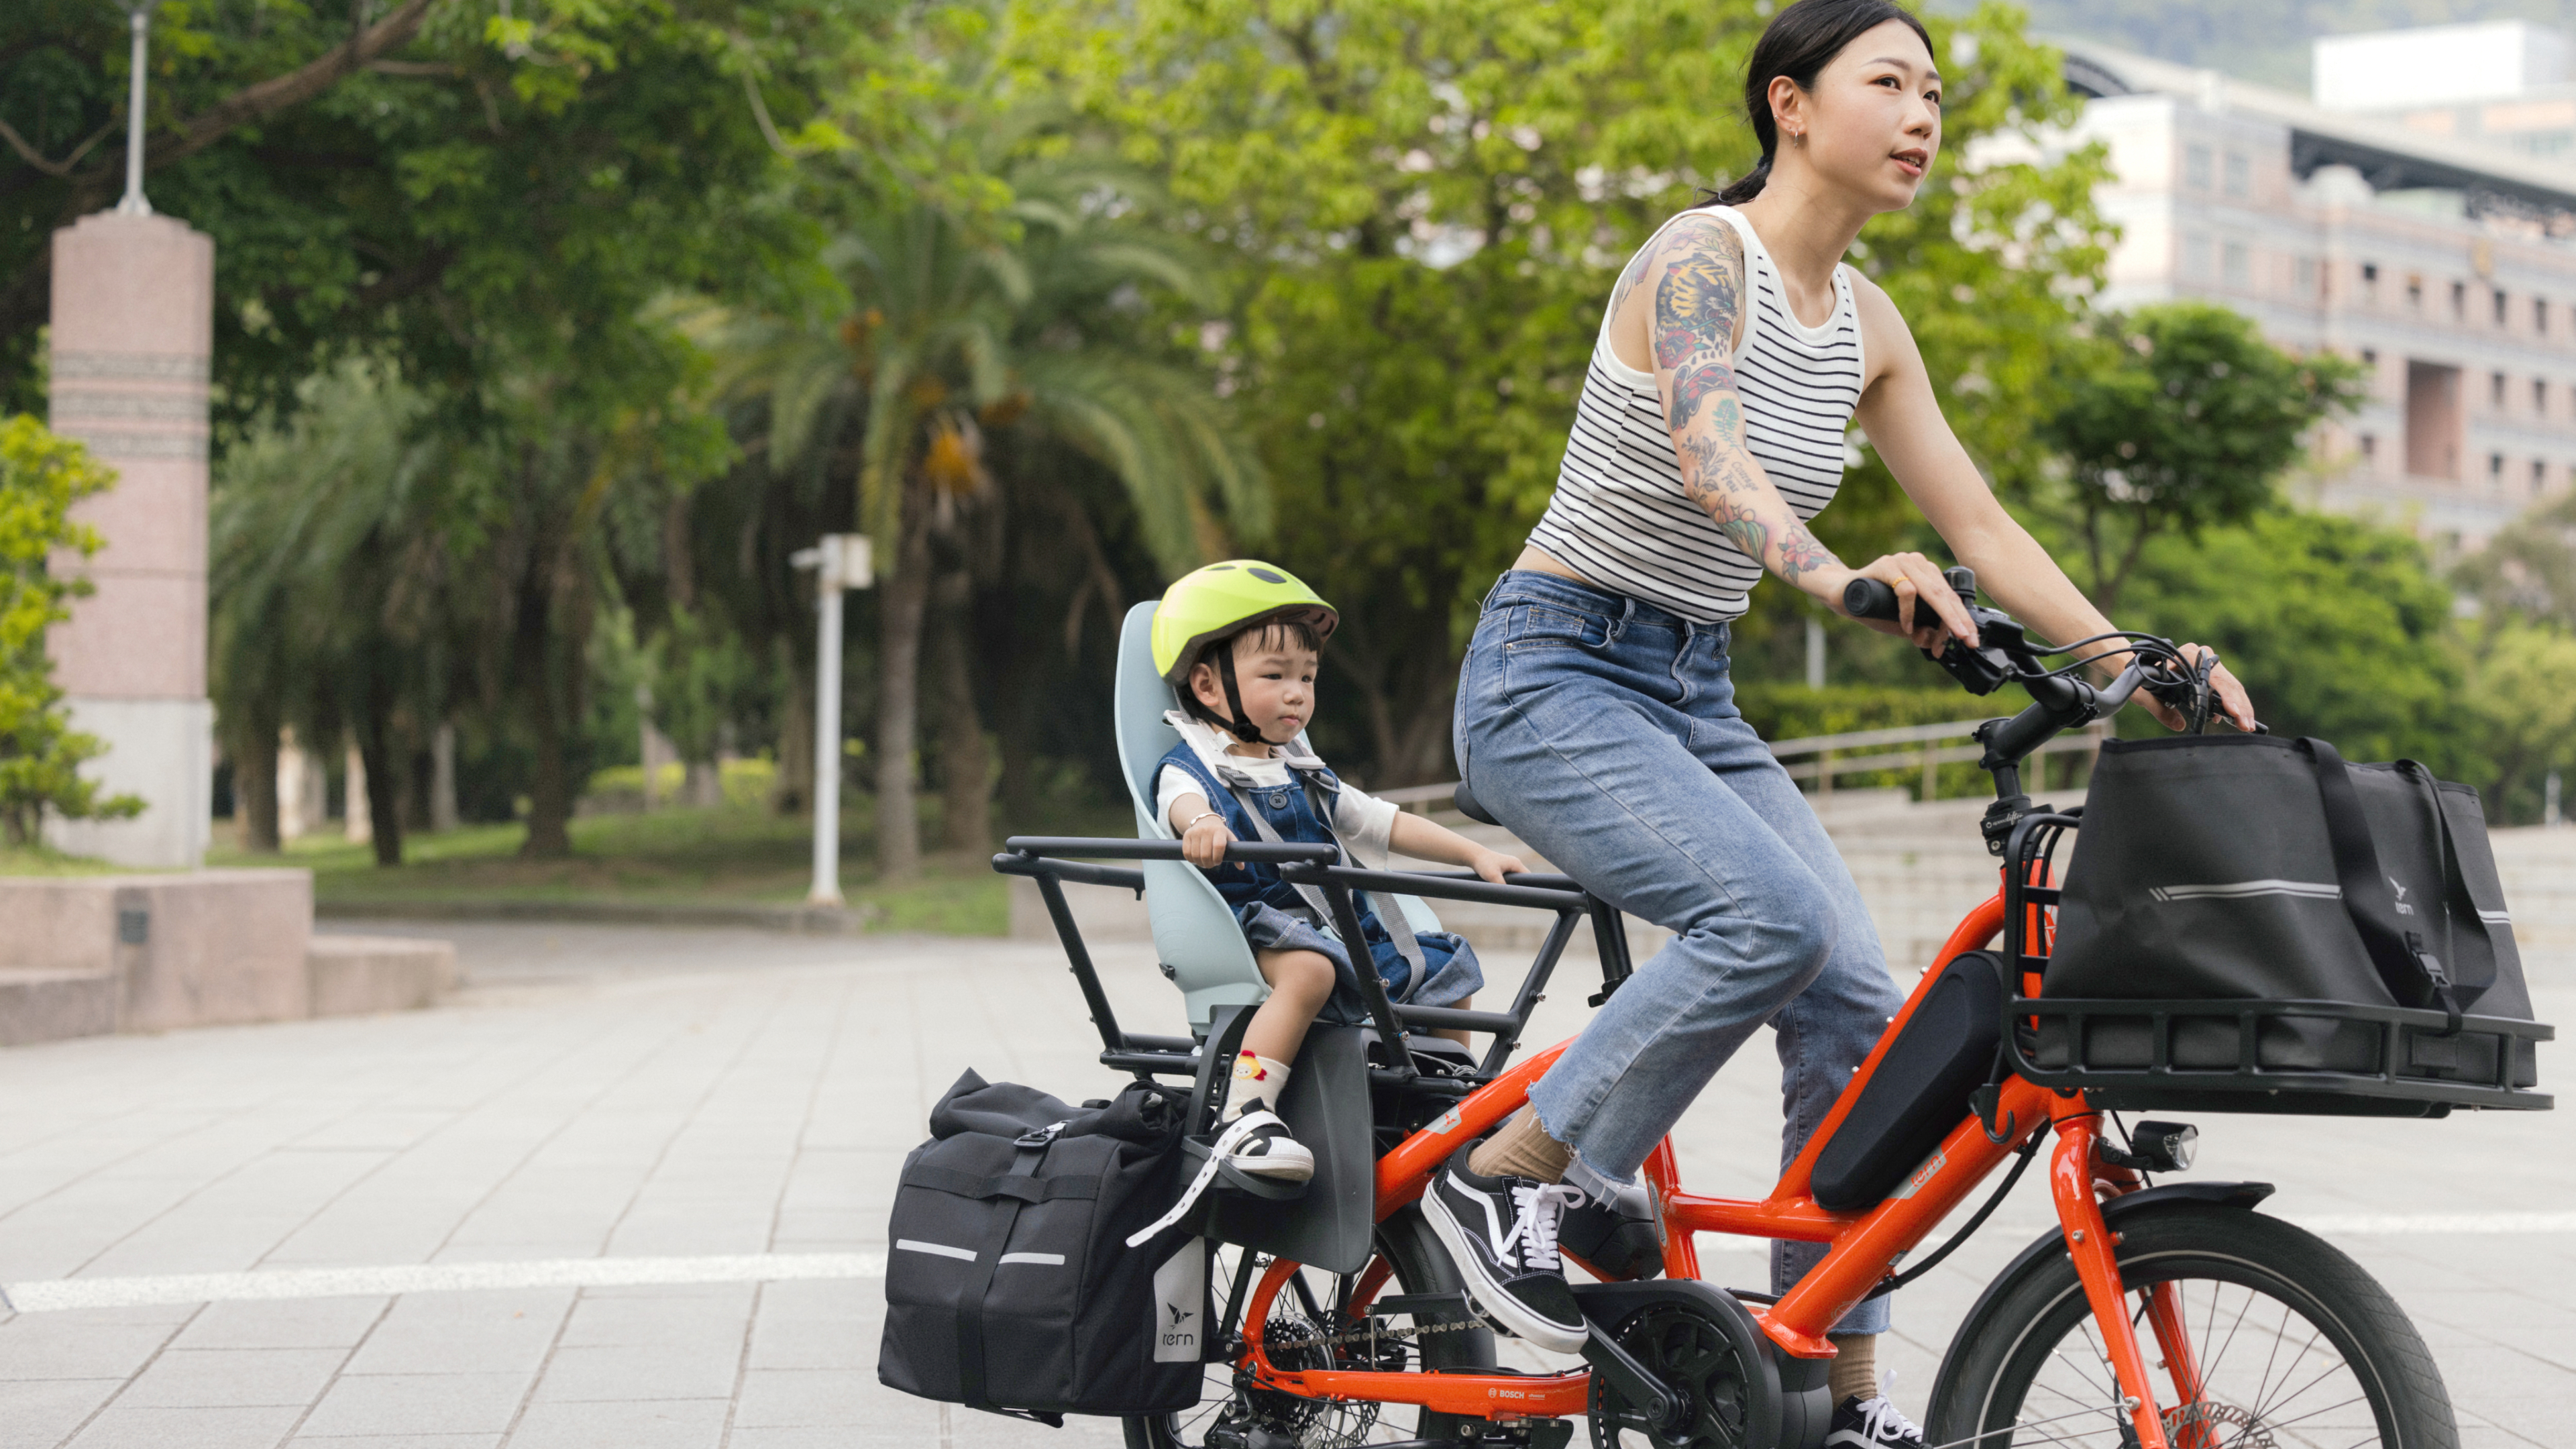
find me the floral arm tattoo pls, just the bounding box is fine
[1649,217,1843,585]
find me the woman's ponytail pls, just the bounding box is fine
[1699,0,1931,207]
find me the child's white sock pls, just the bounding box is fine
[1227,1051,1293,1119]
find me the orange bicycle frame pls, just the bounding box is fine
[1228,885,2188,1448]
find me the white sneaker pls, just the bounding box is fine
[1826,1374,1925,1448]
[1220,1110,1314,1181]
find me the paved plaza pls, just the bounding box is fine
[0,919,2567,1448]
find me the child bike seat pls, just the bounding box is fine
[1112,602,1444,1030]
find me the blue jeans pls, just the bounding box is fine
[1454,571,1902,1331]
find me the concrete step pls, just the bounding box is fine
[307,935,457,1016]
[0,969,117,1047]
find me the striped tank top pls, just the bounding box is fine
[1527,205,1864,623]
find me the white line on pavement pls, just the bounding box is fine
[5,1209,2567,1315]
[0,1251,891,1314]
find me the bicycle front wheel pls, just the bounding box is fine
[1928,1203,2457,1449]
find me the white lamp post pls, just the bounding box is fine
[115,1,154,217]
[790,535,871,905]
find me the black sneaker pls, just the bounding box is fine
[1825,1385,1925,1448]
[1419,1144,1589,1353]
[1220,1110,1314,1182]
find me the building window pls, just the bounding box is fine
[2362,348,2378,368]
[2186,144,2214,190]
[2407,361,2462,478]
[2453,281,2468,318]
[2408,274,2424,309]
[2184,234,2213,278]
[2493,371,2508,407]
[2223,151,2249,197]
[2538,297,2550,335]
[2491,452,2507,489]
[2222,241,2250,286]
[2296,256,2318,294]
[2538,378,2551,415]
[2361,433,2377,464]
[2536,460,2550,495]
[2496,289,2510,325]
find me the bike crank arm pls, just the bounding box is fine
[2049,1108,2172,1449]
[1578,1318,1686,1437]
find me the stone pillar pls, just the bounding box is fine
[44,211,216,869]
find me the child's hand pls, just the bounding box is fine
[1468,848,1529,885]
[1182,814,1236,869]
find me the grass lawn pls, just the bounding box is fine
[202,801,1124,936]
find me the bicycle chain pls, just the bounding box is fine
[1299,1313,1485,1348]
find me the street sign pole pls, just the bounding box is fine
[790,535,871,906]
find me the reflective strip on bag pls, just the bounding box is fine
[2148,879,2344,904]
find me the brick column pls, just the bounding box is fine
[44,211,216,869]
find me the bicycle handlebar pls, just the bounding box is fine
[1839,568,2221,773]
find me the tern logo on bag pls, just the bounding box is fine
[2389,877,2416,915]
[1152,1238,1206,1362]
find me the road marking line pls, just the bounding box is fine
[6,1210,2564,1314]
[0,1252,890,1314]
[2288,1210,2576,1236]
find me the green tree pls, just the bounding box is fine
[693,139,1261,875]
[0,416,143,846]
[2040,301,2363,613]
[211,366,462,865]
[2120,508,2469,770]
[1018,0,2118,782]
[2461,619,2576,824]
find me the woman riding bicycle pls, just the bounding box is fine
[1428,1,2257,1440]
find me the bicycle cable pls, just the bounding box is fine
[1860,1131,2044,1303]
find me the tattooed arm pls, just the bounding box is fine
[1644,217,1847,588]
[1617,215,1978,647]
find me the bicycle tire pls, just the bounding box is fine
[1124,1204,1497,1448]
[1927,1202,2457,1449]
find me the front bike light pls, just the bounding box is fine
[2098,1120,2197,1175]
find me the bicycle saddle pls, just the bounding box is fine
[1451,777,1500,826]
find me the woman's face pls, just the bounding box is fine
[1780,19,1943,213]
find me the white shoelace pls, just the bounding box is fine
[1852,1372,1925,1446]
[1506,1183,1588,1271]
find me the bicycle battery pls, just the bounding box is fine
[1809,951,2006,1212]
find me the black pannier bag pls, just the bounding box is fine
[2031,734,2549,1110]
[879,1070,1208,1424]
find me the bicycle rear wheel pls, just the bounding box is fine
[1928,1203,2456,1448]
[1125,1204,1497,1448]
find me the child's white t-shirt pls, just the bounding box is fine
[1154,711,1399,867]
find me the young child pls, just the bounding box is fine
[1150,561,1527,1181]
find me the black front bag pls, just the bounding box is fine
[2039,734,2545,1106]
[879,1071,1207,1424]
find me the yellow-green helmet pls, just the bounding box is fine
[1151,560,1338,685]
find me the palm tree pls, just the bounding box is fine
[211,364,461,863]
[694,144,1263,877]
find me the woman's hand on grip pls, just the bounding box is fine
[1829,551,1979,651]
[2141,643,2257,733]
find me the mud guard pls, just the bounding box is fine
[1925,1181,2277,1426]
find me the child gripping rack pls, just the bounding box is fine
[1148,561,1527,1184]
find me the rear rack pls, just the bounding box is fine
[992,836,1635,1087]
[1998,813,2553,1114]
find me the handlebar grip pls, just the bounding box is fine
[1843,577,1904,622]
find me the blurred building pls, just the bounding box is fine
[2041,30,2576,551]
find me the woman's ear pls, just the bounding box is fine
[1768,74,1809,144]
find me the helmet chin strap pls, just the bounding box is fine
[1210,649,1273,745]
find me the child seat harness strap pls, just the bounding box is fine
[1205,749,1427,996]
